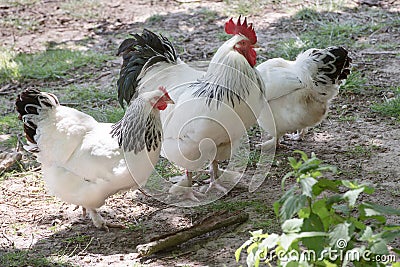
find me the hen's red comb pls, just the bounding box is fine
[159,86,171,99]
[224,15,257,44]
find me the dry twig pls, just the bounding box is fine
[136,210,249,257]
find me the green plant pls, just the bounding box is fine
[0,48,112,84]
[372,87,400,121]
[236,151,400,267]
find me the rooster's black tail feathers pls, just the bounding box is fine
[311,46,352,86]
[15,88,59,146]
[117,29,178,108]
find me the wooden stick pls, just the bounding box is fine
[136,210,249,257]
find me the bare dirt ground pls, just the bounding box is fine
[0,0,399,266]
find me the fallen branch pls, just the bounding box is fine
[136,210,249,257]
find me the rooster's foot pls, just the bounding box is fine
[285,128,308,141]
[87,208,125,231]
[205,180,228,194]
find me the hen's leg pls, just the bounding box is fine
[87,208,125,231]
[206,160,228,193]
[285,128,308,141]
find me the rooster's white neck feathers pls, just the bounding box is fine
[193,35,263,107]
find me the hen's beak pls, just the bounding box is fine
[164,96,175,105]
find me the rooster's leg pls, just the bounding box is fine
[168,170,204,202]
[205,160,228,194]
[87,208,125,231]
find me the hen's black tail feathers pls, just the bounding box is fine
[117,29,178,108]
[311,46,352,86]
[15,88,59,146]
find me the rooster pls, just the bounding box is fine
[15,87,173,230]
[256,46,352,149]
[116,17,267,200]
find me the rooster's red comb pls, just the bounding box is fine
[224,15,257,45]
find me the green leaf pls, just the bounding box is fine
[312,178,340,196]
[363,202,400,216]
[349,217,366,231]
[280,194,307,221]
[279,233,299,251]
[298,163,320,175]
[235,239,253,262]
[326,194,343,205]
[294,150,308,161]
[312,199,333,231]
[342,180,358,189]
[300,177,317,197]
[360,226,373,241]
[370,239,389,255]
[259,233,279,249]
[301,213,326,253]
[329,222,351,249]
[381,230,400,243]
[343,187,364,207]
[282,218,304,233]
[332,204,350,216]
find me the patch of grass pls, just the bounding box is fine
[154,157,184,179]
[340,71,367,94]
[146,14,164,24]
[345,144,378,159]
[60,0,104,19]
[2,0,40,6]
[270,19,382,59]
[0,48,112,84]
[55,84,122,123]
[0,114,20,149]
[371,87,400,120]
[338,115,356,122]
[293,8,321,21]
[224,0,269,16]
[198,8,218,21]
[0,15,39,31]
[0,250,71,267]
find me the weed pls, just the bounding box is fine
[0,250,71,267]
[236,151,400,267]
[338,115,356,122]
[198,8,218,21]
[0,48,112,84]
[371,87,400,120]
[60,0,104,19]
[340,71,367,94]
[146,14,164,24]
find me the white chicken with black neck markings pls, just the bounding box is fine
[16,86,173,230]
[256,46,352,148]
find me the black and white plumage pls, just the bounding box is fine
[116,19,267,199]
[257,46,352,148]
[16,87,173,229]
[116,29,179,107]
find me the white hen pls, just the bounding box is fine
[16,87,173,229]
[257,46,351,148]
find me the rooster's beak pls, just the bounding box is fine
[252,43,260,48]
